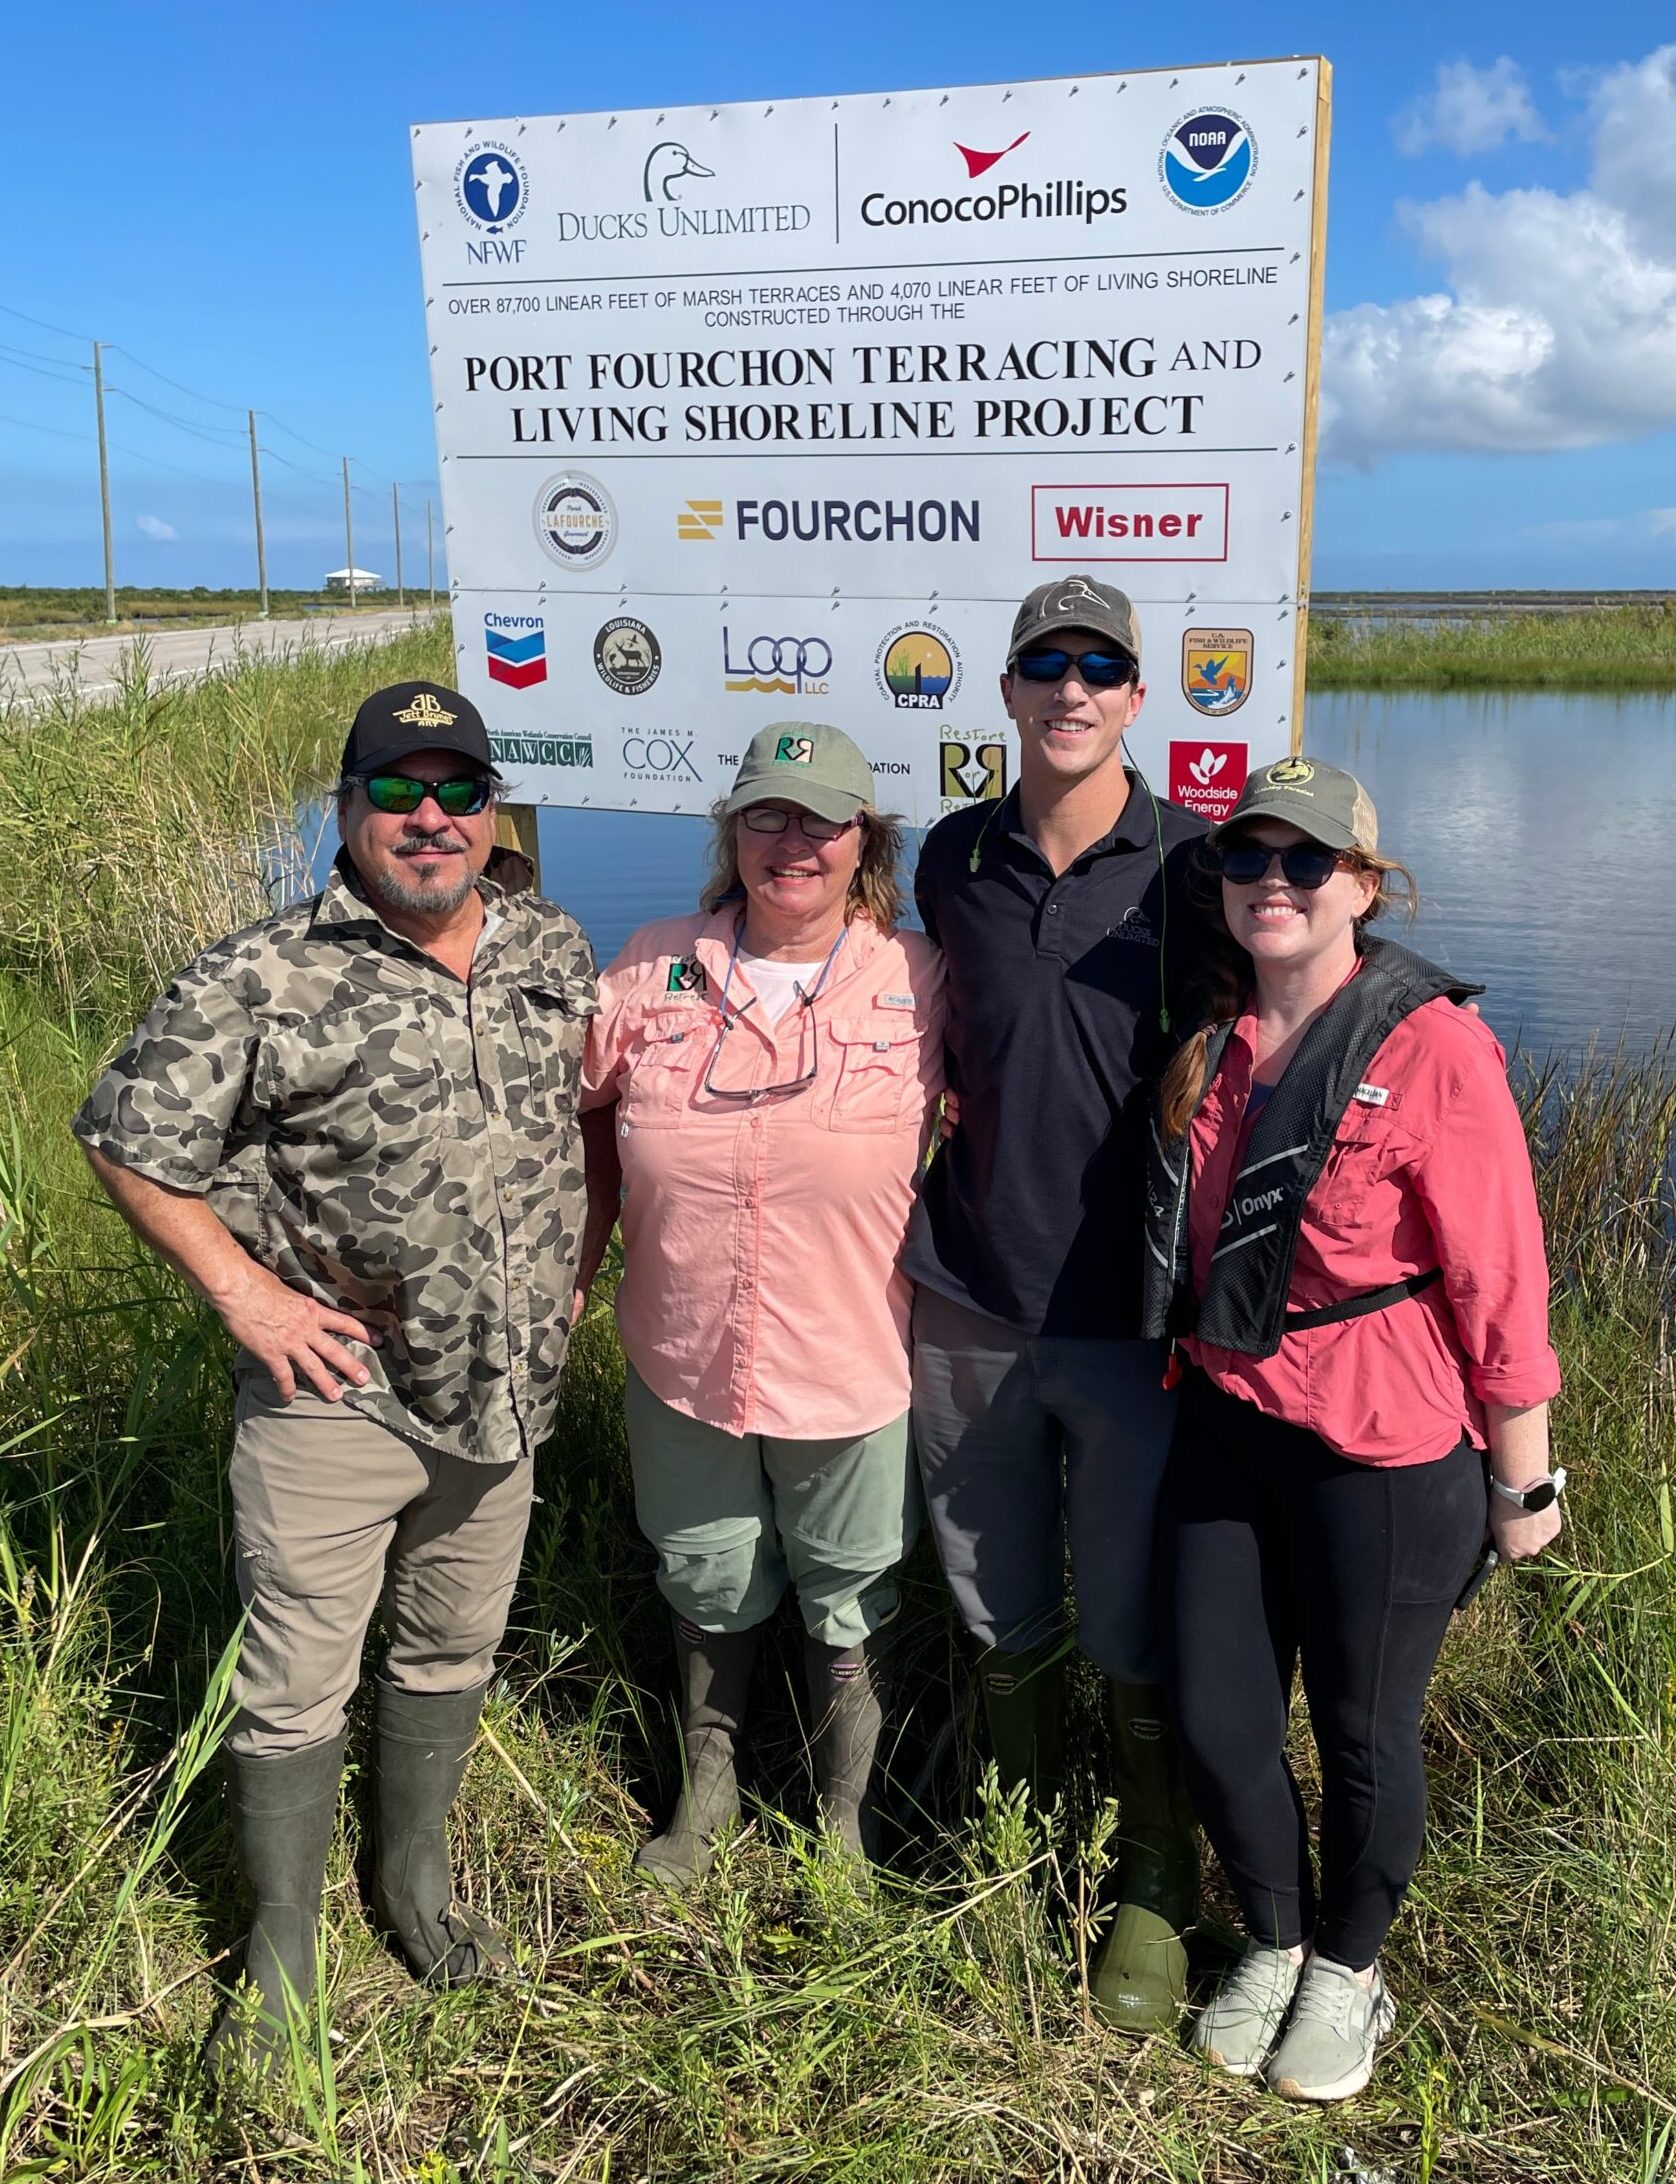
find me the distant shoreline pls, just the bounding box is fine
[1308,599,1676,690]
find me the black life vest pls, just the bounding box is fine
[1141,938,1483,1359]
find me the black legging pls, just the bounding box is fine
[1163,1372,1487,1969]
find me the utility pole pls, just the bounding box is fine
[392,482,404,607]
[93,341,116,624]
[341,456,356,604]
[425,499,435,605]
[247,410,269,619]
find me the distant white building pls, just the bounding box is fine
[323,567,385,593]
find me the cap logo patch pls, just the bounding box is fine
[1053,576,1108,615]
[1266,757,1315,785]
[393,691,458,728]
[774,734,815,765]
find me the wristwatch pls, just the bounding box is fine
[1490,1465,1567,1513]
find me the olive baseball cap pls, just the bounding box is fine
[723,723,876,826]
[1007,574,1143,666]
[1213,755,1379,853]
[341,682,493,777]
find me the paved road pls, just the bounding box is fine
[0,607,432,703]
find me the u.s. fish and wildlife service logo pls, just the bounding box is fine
[533,473,617,571]
[1160,109,1256,214]
[1182,627,1252,716]
[875,622,962,712]
[593,617,662,696]
[455,142,529,233]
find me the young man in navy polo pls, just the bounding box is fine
[907,574,1206,2035]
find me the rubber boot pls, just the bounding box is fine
[978,1640,1066,1809]
[203,1734,345,2079]
[1090,1680,1200,2036]
[635,1617,760,1888]
[804,1627,889,1861]
[372,1681,512,1984]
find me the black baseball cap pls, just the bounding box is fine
[340,682,493,778]
[1007,574,1143,666]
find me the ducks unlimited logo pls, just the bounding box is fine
[556,140,811,243]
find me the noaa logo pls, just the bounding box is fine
[1160,109,1256,215]
[455,142,528,233]
[533,473,617,571]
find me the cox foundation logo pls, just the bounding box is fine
[533,473,616,571]
[875,622,961,711]
[622,732,700,783]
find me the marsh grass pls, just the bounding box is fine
[0,629,1672,2178]
[1309,604,1676,690]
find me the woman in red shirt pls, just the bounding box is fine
[1143,757,1563,2102]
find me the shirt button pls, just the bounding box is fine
[1046,903,1061,916]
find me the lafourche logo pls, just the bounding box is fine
[559,139,809,243]
[1160,109,1256,214]
[875,622,962,711]
[455,143,528,234]
[532,472,616,571]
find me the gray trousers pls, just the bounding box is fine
[227,1373,534,1756]
[910,1285,1179,1680]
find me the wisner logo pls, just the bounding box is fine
[559,141,811,242]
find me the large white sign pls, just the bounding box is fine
[412,61,1330,826]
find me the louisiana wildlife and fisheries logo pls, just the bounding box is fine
[593,617,661,696]
[1181,627,1252,716]
[532,473,616,571]
[1160,109,1255,214]
[875,623,962,711]
[484,613,547,690]
[455,141,529,233]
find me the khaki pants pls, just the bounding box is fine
[624,1364,919,1650]
[227,1374,534,1757]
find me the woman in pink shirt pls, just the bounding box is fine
[1141,757,1564,2102]
[576,723,944,1885]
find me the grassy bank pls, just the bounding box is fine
[1,626,1675,2179]
[1308,602,1676,690]
[0,589,422,646]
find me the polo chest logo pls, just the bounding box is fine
[1109,906,1160,948]
[665,956,707,994]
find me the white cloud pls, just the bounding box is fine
[136,514,177,541]
[1392,58,1549,157]
[1525,506,1676,545]
[1324,46,1676,464]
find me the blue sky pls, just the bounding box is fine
[4,0,1673,592]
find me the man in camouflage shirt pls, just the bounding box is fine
[75,681,596,2074]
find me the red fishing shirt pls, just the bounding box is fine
[1182,992,1561,1465]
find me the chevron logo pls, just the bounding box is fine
[485,616,548,690]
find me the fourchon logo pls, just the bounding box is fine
[643,142,715,202]
[678,498,724,540]
[954,131,1029,179]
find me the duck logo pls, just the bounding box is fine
[1182,627,1252,716]
[644,142,715,203]
[455,143,529,233]
[1160,109,1256,214]
[485,614,547,691]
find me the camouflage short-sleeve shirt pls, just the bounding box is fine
[74,853,598,1465]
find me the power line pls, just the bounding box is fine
[0,300,92,346]
[1,406,236,487]
[106,344,249,416]
[0,339,89,374]
[257,443,337,488]
[260,411,346,463]
[105,385,248,447]
[0,349,94,389]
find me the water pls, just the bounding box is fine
[317,692,1676,1061]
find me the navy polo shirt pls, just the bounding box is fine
[906,777,1209,1339]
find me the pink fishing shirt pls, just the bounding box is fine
[582,910,946,1438]
[1183,993,1561,1466]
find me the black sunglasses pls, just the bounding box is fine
[1013,647,1138,688]
[1213,841,1344,890]
[739,806,861,844]
[357,772,493,817]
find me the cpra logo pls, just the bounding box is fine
[953,131,1029,179]
[485,613,547,690]
[1160,109,1256,214]
[1182,627,1252,716]
[875,622,961,711]
[1169,738,1248,822]
[455,143,529,233]
[723,629,832,697]
[533,472,616,570]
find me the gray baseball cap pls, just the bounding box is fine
[1007,574,1143,666]
[1213,755,1379,853]
[723,722,876,826]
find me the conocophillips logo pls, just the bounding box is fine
[875,623,961,711]
[1160,110,1256,214]
[532,473,616,571]
[455,142,529,233]
[723,629,832,697]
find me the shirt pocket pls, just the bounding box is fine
[825,1022,921,1134]
[254,996,448,1159]
[1308,1108,1415,1237]
[512,978,589,1119]
[620,1005,709,1127]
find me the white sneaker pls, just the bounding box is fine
[1190,1942,1301,2077]
[1266,1956,1397,2102]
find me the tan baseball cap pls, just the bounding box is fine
[1213,756,1379,853]
[1007,574,1143,665]
[723,722,876,826]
